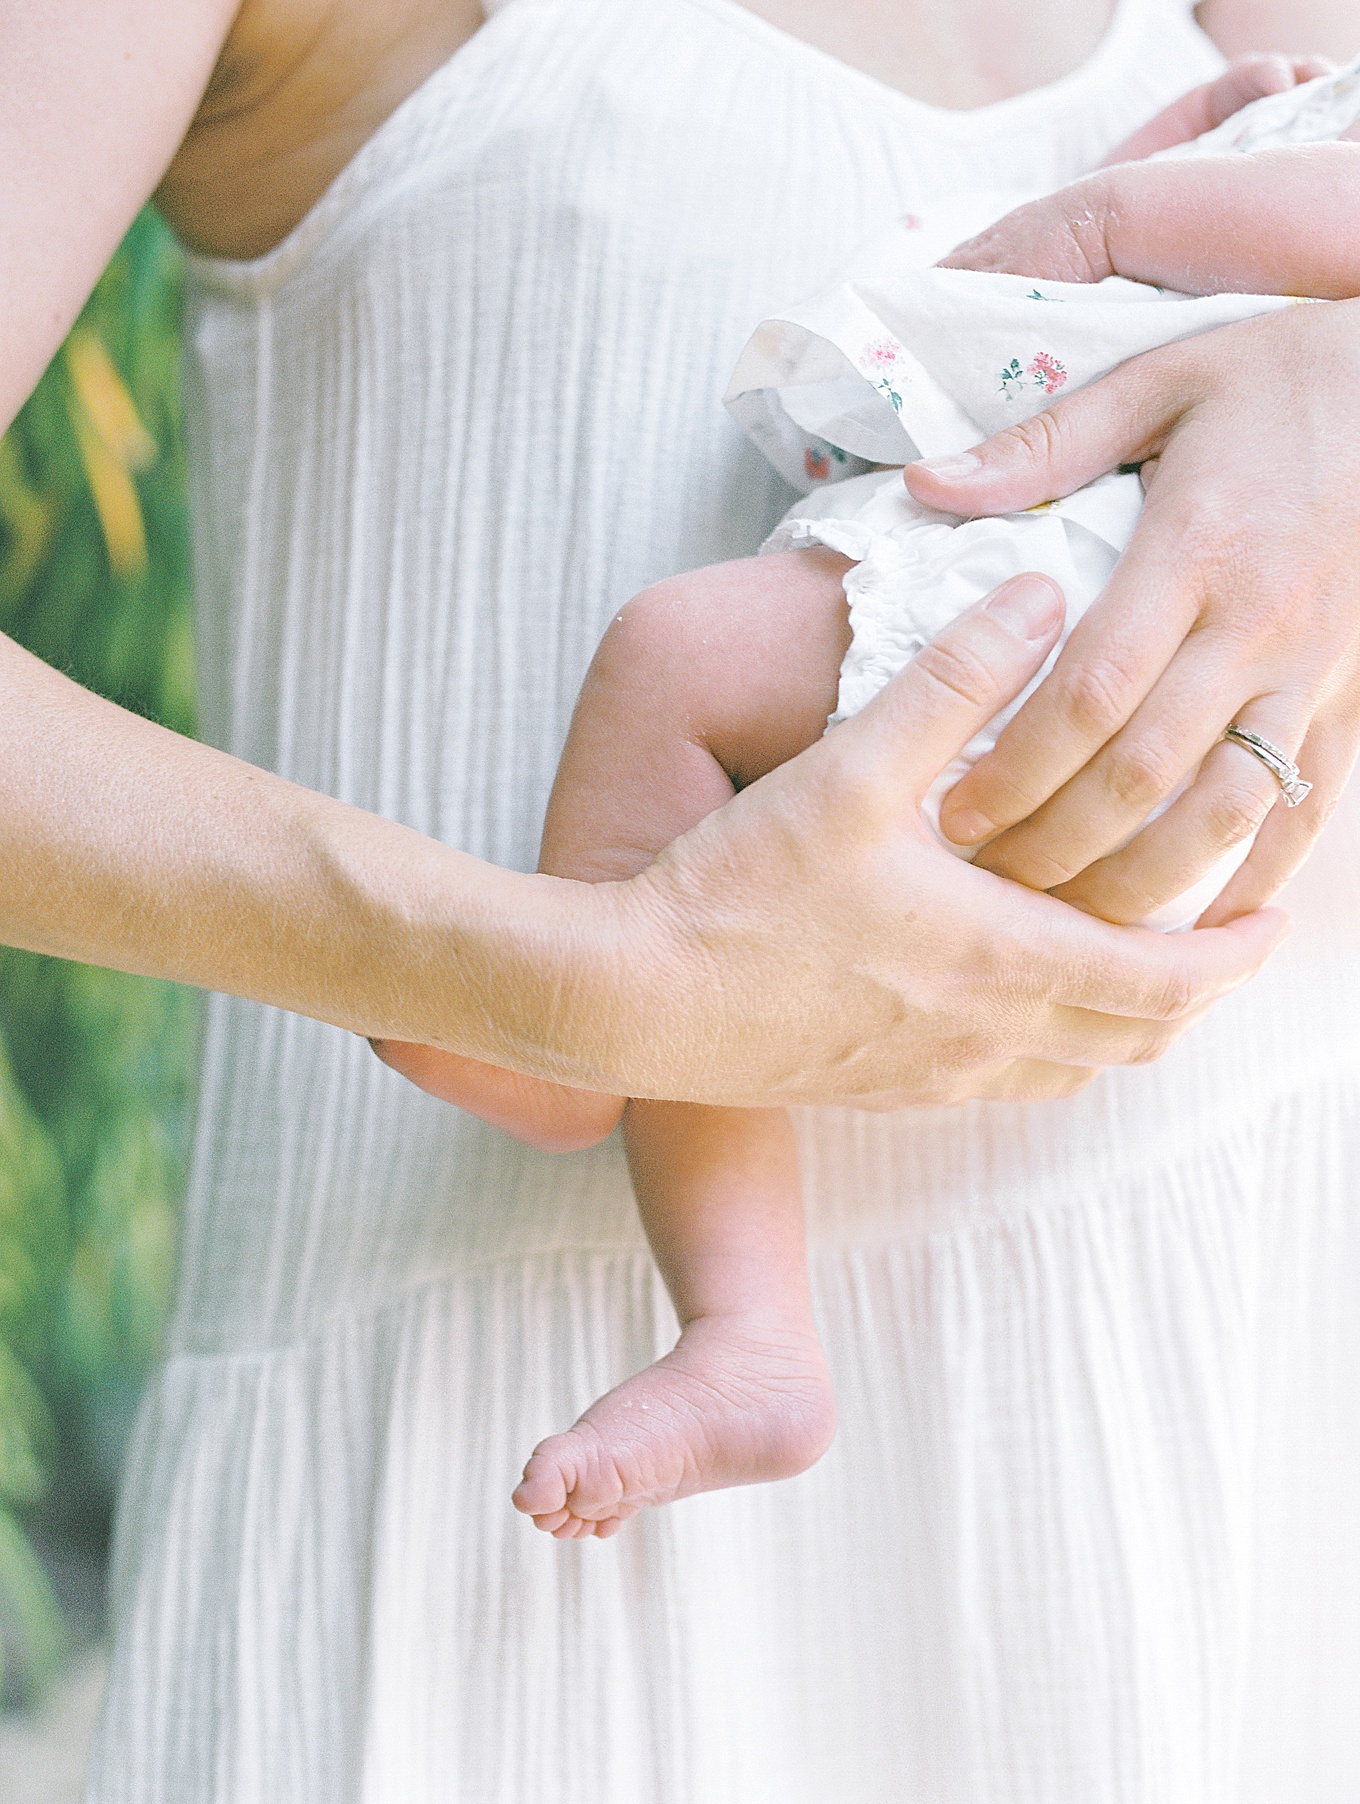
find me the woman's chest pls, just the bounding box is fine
[732,0,1118,109]
[183,0,1221,821]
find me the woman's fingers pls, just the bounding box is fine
[1197,704,1360,924]
[941,481,1205,851]
[969,636,1306,895]
[1043,706,1295,924]
[968,1060,1099,1102]
[904,343,1188,521]
[959,900,1285,1075]
[839,572,1065,809]
[1016,893,1286,1017]
[904,354,1203,850]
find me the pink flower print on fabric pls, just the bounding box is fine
[901,213,922,230]
[859,336,907,414]
[862,338,901,371]
[1029,351,1066,394]
[999,351,1068,400]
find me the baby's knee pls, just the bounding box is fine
[589,550,852,783]
[590,565,749,701]
[541,550,851,883]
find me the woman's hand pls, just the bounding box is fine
[0,581,1284,1117]
[577,576,1287,1110]
[904,299,1360,929]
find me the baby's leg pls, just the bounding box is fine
[516,1103,837,1537]
[510,548,850,1537]
[370,545,847,1148]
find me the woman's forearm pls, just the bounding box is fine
[0,597,1287,1114]
[0,629,614,1073]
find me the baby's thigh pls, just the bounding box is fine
[540,548,851,882]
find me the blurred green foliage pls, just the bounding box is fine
[0,210,198,1701]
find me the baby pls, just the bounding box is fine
[375,55,1360,1539]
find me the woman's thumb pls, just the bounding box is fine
[903,414,1080,516]
[903,356,1172,517]
[844,574,1064,802]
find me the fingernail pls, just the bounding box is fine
[942,807,995,847]
[914,451,980,481]
[983,574,1063,639]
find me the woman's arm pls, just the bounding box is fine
[0,0,235,434]
[0,585,1286,1106]
[0,0,1285,1108]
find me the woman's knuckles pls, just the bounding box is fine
[907,633,1017,716]
[939,760,1037,840]
[1201,772,1278,849]
[988,405,1078,493]
[1100,733,1188,815]
[979,835,1081,890]
[1054,651,1145,744]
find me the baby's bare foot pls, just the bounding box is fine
[512,1313,836,1538]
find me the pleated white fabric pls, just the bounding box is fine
[85,1,1360,1798]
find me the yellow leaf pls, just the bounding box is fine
[64,328,156,471]
[67,400,148,577]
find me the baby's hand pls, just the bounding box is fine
[1102,53,1334,164]
[937,172,1119,285]
[938,143,1360,298]
[939,52,1347,290]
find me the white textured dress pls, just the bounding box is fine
[87,1,1360,1799]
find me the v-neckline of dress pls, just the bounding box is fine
[680,0,1148,135]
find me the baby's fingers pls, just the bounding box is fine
[1208,53,1337,124]
[938,173,1115,284]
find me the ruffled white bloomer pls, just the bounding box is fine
[725,56,1360,931]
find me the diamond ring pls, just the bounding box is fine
[1221,724,1312,808]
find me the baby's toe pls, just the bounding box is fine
[512,1447,570,1518]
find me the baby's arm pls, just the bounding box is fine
[940,142,1360,299]
[1102,54,1334,164]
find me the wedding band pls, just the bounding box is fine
[1222,724,1312,807]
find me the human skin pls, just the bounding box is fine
[385,90,1360,1532]
[914,155,1360,927]
[903,29,1360,927]
[1101,49,1336,160]
[944,143,1360,300]
[0,0,1307,1112]
[497,570,1072,1537]
[377,53,1334,1115]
